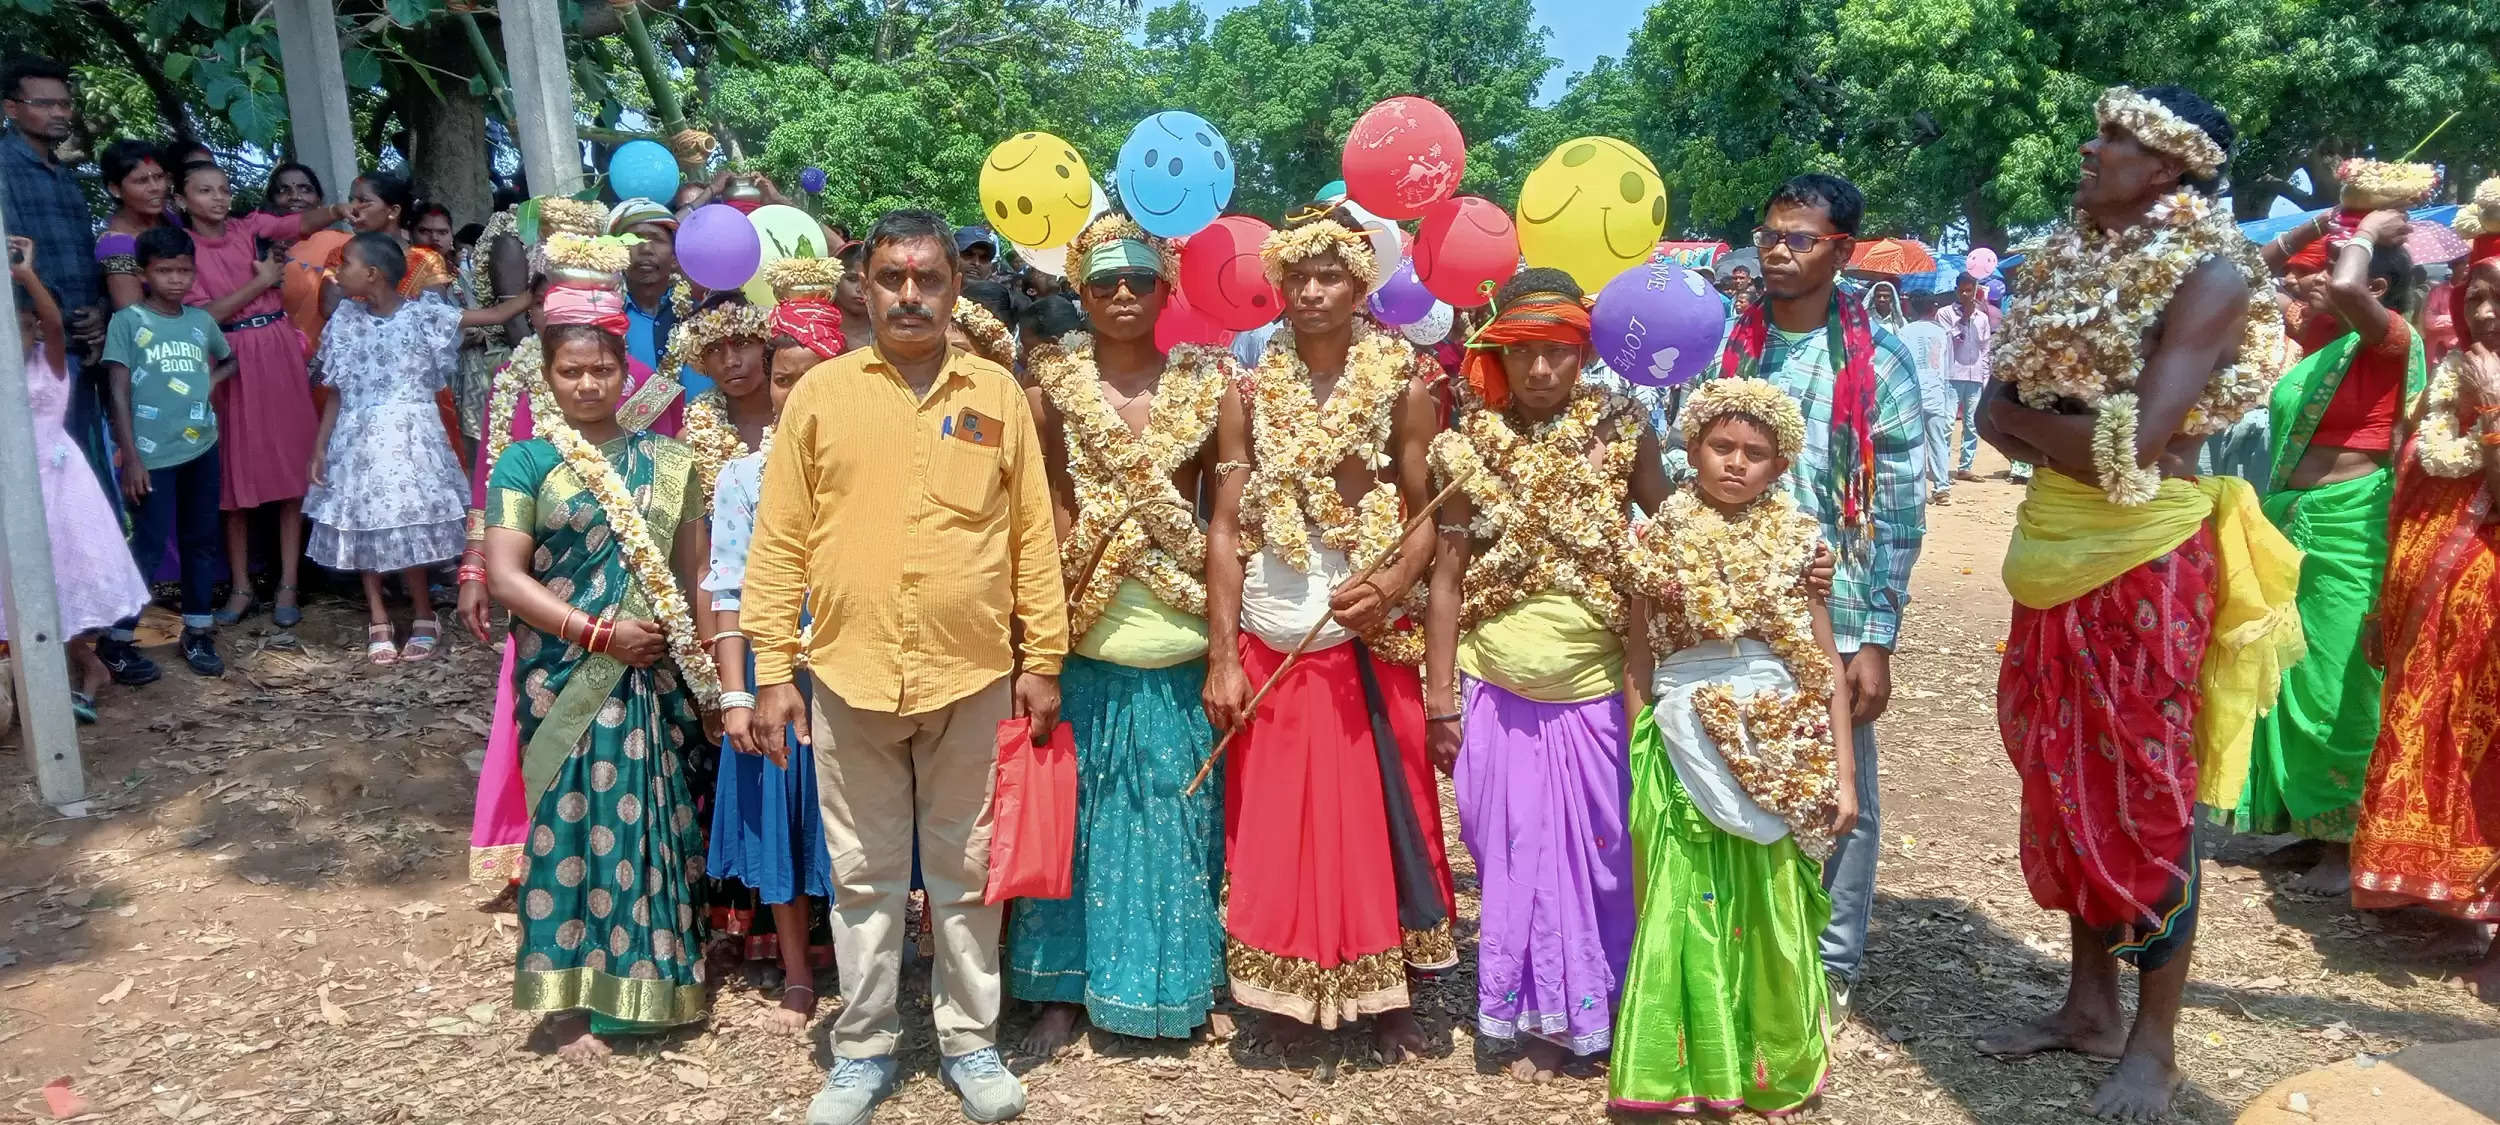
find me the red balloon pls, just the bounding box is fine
[1177,215,1280,332]
[1155,285,1234,352]
[1412,196,1520,307]
[1341,96,1466,221]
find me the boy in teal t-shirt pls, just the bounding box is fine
[99,227,236,677]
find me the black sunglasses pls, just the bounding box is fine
[1752,228,1849,255]
[1085,270,1163,299]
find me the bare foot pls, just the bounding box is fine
[2257,838,2323,869]
[1201,1010,1237,1042]
[1504,1039,1565,1083]
[1244,1012,1315,1056]
[2460,939,2500,1005]
[1021,1002,1084,1057]
[2088,1050,2181,1120]
[2287,847,2353,897]
[1373,1009,1429,1065]
[1975,1008,2126,1061]
[544,1013,612,1065]
[477,882,519,914]
[766,985,816,1036]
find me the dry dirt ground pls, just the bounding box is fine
[5,453,2498,1124]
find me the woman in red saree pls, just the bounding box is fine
[2351,192,2500,999]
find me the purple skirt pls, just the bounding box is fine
[1455,679,1635,1054]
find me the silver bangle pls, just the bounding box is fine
[716,690,757,711]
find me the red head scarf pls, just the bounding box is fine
[542,283,630,337]
[2458,237,2500,349]
[769,296,848,360]
[1461,292,1591,409]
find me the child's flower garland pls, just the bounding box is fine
[539,422,722,711]
[1031,336,1224,638]
[1241,323,1421,663]
[1629,490,1839,857]
[1993,189,2290,503]
[485,337,547,470]
[1428,385,1640,633]
[2415,355,2482,478]
[680,390,759,510]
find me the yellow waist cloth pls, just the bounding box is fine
[2002,469,2307,808]
[1457,592,1623,703]
[1073,578,1208,668]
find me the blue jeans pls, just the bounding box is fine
[1951,382,1986,473]
[1819,718,1879,982]
[122,453,223,631]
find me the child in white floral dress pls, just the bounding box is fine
[306,232,526,664]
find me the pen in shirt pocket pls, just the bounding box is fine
[940,415,954,438]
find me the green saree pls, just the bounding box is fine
[487,431,712,1030]
[2239,330,2425,839]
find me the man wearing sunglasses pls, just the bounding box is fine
[1720,173,1928,1031]
[1008,214,1244,1059]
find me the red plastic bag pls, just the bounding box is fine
[983,716,1077,905]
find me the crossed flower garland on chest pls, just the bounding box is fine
[1628,490,1838,857]
[1241,323,1424,663]
[1033,336,1225,639]
[1428,386,1640,633]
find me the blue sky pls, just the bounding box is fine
[1181,0,1647,105]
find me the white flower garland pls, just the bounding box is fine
[1032,335,1224,638]
[679,390,758,511]
[539,422,722,711]
[2090,393,2164,505]
[1995,190,2290,502]
[2416,355,2482,479]
[1428,386,1639,633]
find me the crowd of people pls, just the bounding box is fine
[8,45,2500,1124]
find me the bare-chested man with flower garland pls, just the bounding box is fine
[1977,84,2300,1120]
[1009,213,1242,1057]
[1203,203,1454,1063]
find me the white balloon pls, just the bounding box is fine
[1399,301,1453,345]
[1337,200,1407,294]
[1012,181,1111,277]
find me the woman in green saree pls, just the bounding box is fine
[2245,206,2424,893]
[483,320,721,1061]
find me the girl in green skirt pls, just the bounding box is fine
[481,309,722,1062]
[1613,378,1857,1114]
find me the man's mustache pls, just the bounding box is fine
[885,303,935,320]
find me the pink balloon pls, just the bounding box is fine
[1178,215,1280,332]
[1341,96,1465,221]
[1965,247,2000,278]
[1412,196,1519,307]
[1156,286,1233,352]
[676,204,762,291]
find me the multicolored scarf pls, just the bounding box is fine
[1460,290,1590,409]
[1715,290,1880,551]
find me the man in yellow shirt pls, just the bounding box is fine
[745,208,1067,1125]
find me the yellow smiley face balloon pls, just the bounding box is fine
[981,131,1092,250]
[1515,136,1669,292]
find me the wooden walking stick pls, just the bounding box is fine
[1181,471,1472,797]
[1065,497,1193,603]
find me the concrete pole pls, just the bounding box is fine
[0,204,88,810]
[272,0,361,203]
[498,0,586,197]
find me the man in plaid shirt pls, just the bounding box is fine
[2,56,111,496]
[1736,173,1927,1025]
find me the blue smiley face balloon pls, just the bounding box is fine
[1116,111,1236,239]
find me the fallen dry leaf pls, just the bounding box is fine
[316,984,351,1027]
[96,977,132,1005]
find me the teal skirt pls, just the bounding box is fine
[1610,706,1832,1114]
[1006,656,1226,1038]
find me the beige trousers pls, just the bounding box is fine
[811,677,1009,1058]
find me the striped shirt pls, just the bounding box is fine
[1754,324,1928,653]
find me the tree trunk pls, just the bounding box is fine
[404,25,496,228]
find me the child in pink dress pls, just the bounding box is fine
[6,237,151,720]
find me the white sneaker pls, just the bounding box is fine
[942,1046,1027,1122]
[806,1056,897,1125]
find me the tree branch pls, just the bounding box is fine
[75,0,199,143]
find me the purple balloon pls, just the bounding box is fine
[800,166,827,195]
[1591,260,1725,387]
[1367,257,1435,326]
[677,204,762,291]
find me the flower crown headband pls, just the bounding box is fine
[664,302,773,379]
[1069,213,1182,283]
[2096,87,2227,179]
[1260,208,1380,288]
[1682,377,1807,461]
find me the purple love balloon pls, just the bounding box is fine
[1591,260,1725,387]
[799,166,827,195]
[676,204,763,291]
[1367,257,1436,326]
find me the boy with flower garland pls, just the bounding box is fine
[1976,84,2302,1119]
[1611,376,1855,1115]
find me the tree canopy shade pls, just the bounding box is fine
[8,0,2492,245]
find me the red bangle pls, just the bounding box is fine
[589,617,614,653]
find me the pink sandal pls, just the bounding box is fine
[365,624,400,666]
